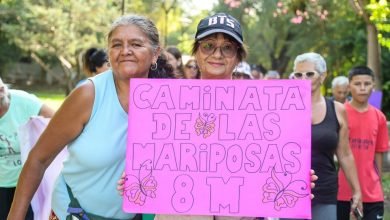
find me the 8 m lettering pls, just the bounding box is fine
[171,175,244,214]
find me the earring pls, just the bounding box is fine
[150,62,157,70]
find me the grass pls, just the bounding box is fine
[384,172,390,220]
[34,91,65,110]
[384,172,390,196]
[21,86,66,110]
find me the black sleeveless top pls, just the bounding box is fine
[311,98,340,204]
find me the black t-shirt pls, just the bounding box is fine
[311,98,340,204]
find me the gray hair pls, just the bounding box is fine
[265,70,280,79]
[293,52,327,74]
[0,77,10,107]
[331,76,349,88]
[0,77,8,92]
[107,14,160,51]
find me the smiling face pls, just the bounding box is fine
[108,24,159,80]
[349,74,374,104]
[195,33,239,80]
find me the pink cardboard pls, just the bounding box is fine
[124,79,312,219]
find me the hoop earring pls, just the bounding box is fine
[150,62,157,71]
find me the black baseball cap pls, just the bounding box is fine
[195,12,243,45]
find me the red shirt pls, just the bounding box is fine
[338,102,389,202]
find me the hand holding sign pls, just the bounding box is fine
[124,79,312,219]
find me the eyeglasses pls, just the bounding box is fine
[185,64,198,70]
[292,71,318,79]
[198,40,238,58]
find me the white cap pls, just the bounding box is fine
[234,62,252,79]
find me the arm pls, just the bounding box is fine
[39,103,55,118]
[7,82,95,220]
[375,152,383,179]
[374,112,389,180]
[334,102,362,212]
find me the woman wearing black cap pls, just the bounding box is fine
[193,12,246,81]
[154,12,317,220]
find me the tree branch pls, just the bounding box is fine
[349,0,371,23]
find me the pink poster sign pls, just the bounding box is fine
[124,79,312,219]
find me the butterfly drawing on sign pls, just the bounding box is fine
[124,159,157,206]
[262,167,309,211]
[194,113,216,138]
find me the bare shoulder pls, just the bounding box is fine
[333,101,346,114]
[69,80,95,100]
[333,100,347,126]
[56,80,95,124]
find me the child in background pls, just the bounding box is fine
[337,66,389,220]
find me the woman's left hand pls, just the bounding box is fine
[310,169,318,199]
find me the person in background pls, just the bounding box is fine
[83,48,110,77]
[166,46,184,78]
[76,48,110,87]
[183,58,200,79]
[233,61,252,80]
[337,66,389,220]
[0,77,54,220]
[287,52,362,220]
[331,75,350,103]
[7,14,173,220]
[250,64,265,79]
[263,70,280,80]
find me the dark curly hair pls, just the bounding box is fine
[149,51,175,79]
[82,48,107,77]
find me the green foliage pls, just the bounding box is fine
[380,48,390,118]
[383,172,390,197]
[126,0,209,54]
[214,0,369,79]
[2,0,119,62]
[367,0,390,48]
[0,0,120,90]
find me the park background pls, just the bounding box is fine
[0,0,389,218]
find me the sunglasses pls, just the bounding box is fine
[198,40,238,58]
[292,71,318,79]
[185,64,198,70]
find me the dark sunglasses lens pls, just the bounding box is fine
[294,72,303,78]
[306,72,315,78]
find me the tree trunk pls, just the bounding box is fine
[366,23,381,90]
[57,55,74,95]
[30,52,63,85]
